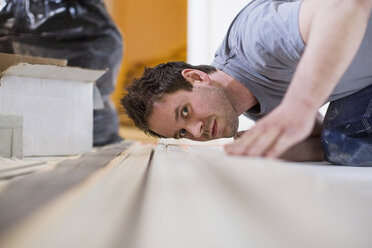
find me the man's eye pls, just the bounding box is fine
[180,128,187,138]
[181,106,188,118]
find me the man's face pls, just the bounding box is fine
[148,83,239,141]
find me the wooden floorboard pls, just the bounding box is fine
[1,141,372,248]
[130,144,372,248]
[0,141,133,238]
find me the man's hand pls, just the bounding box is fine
[225,102,318,158]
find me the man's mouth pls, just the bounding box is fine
[212,119,218,137]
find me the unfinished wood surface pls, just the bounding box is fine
[0,159,46,180]
[0,141,133,238]
[0,142,153,248]
[1,141,372,248]
[133,144,372,248]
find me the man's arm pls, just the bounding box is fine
[225,0,372,158]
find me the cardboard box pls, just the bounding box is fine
[0,115,23,159]
[0,53,106,156]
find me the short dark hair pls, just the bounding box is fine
[121,61,217,138]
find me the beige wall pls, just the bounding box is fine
[106,0,187,125]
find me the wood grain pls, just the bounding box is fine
[0,141,133,237]
[1,141,372,248]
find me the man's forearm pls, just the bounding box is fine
[283,0,372,113]
[281,0,371,162]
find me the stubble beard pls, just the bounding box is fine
[216,101,238,138]
[200,85,239,138]
[224,111,239,138]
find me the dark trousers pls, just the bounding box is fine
[322,84,372,166]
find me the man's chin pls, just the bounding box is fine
[225,126,239,138]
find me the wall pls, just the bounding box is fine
[106,0,187,125]
[187,0,249,65]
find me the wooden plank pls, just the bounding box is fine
[0,160,46,180]
[0,142,154,248]
[131,144,372,248]
[1,141,372,248]
[0,141,133,237]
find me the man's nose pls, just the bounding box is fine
[188,120,203,139]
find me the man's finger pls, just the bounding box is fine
[225,129,259,155]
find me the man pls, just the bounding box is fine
[122,0,372,166]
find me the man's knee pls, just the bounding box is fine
[321,129,372,166]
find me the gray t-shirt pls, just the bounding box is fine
[212,0,372,120]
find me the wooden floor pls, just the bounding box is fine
[1,141,372,248]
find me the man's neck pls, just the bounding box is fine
[209,69,257,115]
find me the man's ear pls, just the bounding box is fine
[181,69,210,85]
